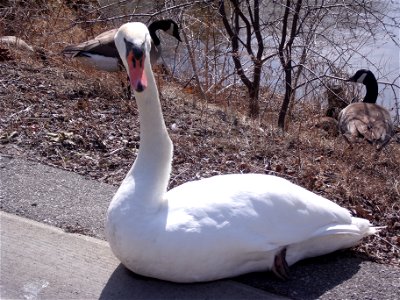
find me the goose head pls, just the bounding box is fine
[148,20,182,64]
[346,69,378,104]
[149,19,182,45]
[163,20,182,42]
[347,69,376,85]
[114,22,152,93]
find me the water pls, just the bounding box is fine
[356,40,399,120]
[349,4,400,121]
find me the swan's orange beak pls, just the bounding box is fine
[127,49,147,93]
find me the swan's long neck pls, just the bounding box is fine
[126,59,173,209]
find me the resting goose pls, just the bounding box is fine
[338,69,394,150]
[0,36,34,52]
[106,22,380,283]
[62,19,181,71]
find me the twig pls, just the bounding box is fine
[373,233,400,252]
[72,1,211,25]
[7,105,34,122]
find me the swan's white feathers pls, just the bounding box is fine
[165,174,373,248]
[106,22,378,283]
[108,172,376,282]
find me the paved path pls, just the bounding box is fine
[1,155,399,299]
[1,211,285,300]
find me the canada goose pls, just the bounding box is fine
[105,22,379,283]
[313,86,347,136]
[62,19,182,71]
[338,69,394,150]
[0,36,34,52]
[0,36,49,63]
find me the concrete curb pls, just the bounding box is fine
[1,211,288,300]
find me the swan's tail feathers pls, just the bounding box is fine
[311,217,383,239]
[350,217,385,236]
[286,218,384,266]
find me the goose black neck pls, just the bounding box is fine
[149,20,168,47]
[363,77,378,104]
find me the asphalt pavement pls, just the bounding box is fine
[1,154,399,299]
[1,211,286,299]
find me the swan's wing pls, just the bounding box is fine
[166,174,356,251]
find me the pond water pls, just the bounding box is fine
[349,8,399,121]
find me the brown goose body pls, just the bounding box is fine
[338,69,394,149]
[63,28,120,72]
[338,102,393,146]
[0,36,34,52]
[62,20,181,72]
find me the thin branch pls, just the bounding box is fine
[219,0,252,89]
[72,1,211,25]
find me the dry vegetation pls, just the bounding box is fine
[0,1,399,266]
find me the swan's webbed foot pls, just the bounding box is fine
[272,247,290,280]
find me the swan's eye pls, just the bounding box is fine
[132,46,144,60]
[124,38,144,59]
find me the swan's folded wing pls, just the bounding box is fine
[165,174,357,251]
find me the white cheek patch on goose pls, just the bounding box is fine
[357,72,367,83]
[166,25,174,36]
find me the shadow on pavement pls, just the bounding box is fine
[235,251,364,300]
[99,264,247,300]
[99,264,172,299]
[99,252,364,300]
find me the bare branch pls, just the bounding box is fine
[72,1,211,25]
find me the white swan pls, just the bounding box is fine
[106,22,379,283]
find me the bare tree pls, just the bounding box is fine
[277,0,303,129]
[218,0,266,118]
[215,0,399,128]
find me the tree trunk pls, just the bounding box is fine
[249,58,262,118]
[277,0,302,129]
[278,62,292,129]
[219,0,264,120]
[248,84,260,118]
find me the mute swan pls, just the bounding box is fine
[339,69,394,150]
[62,19,181,72]
[106,22,380,283]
